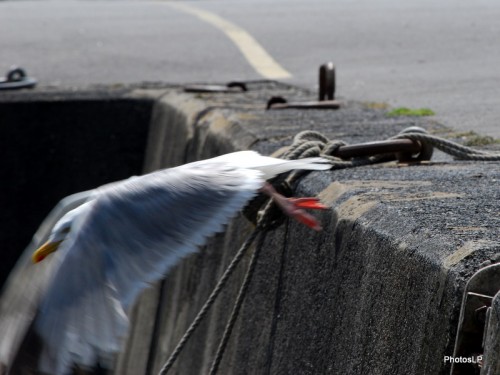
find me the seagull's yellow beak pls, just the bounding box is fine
[32,240,62,263]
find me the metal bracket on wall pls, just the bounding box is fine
[0,67,37,90]
[451,263,500,374]
[184,81,247,93]
[267,62,341,110]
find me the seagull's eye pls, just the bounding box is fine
[61,227,71,234]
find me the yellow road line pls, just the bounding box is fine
[166,2,292,79]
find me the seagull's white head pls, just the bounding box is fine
[32,202,91,263]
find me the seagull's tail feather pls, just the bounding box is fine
[209,151,331,180]
[252,156,332,180]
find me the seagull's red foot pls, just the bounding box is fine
[278,197,326,231]
[287,197,329,210]
[260,183,329,231]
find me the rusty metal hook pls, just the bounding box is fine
[334,139,423,161]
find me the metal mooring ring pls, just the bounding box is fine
[0,67,37,90]
[7,67,26,82]
[396,126,434,162]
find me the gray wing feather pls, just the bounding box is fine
[36,163,263,374]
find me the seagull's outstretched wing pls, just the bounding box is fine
[36,163,264,374]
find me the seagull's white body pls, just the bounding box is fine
[34,151,330,374]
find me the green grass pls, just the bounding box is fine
[387,107,435,117]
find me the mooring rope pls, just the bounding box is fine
[208,231,268,375]
[158,126,499,374]
[391,132,500,161]
[157,229,261,375]
[158,210,275,375]
[285,128,500,161]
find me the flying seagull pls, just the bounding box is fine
[31,151,330,375]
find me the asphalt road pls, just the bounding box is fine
[1,0,499,137]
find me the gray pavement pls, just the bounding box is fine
[1,0,499,137]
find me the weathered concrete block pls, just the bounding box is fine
[1,82,498,375]
[118,83,499,374]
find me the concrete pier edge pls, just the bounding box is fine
[1,81,499,374]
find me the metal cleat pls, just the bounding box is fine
[267,62,340,110]
[0,67,37,90]
[184,81,247,93]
